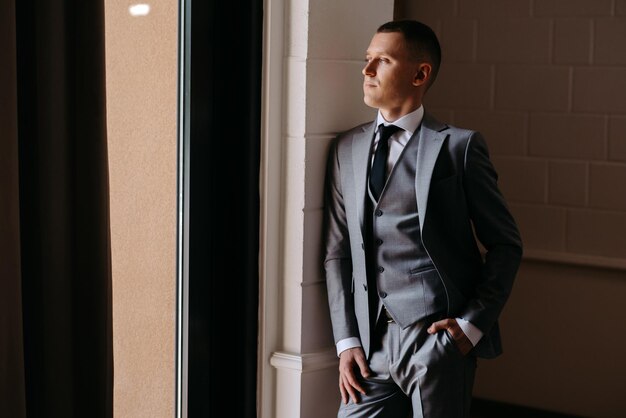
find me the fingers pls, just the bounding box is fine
[345,375,362,404]
[354,350,372,379]
[339,367,365,404]
[342,365,366,394]
[444,320,463,339]
[428,318,473,355]
[427,318,453,334]
[338,348,369,404]
[339,374,347,404]
[449,327,473,355]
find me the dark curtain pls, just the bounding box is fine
[0,0,113,417]
[185,0,262,417]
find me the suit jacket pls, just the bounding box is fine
[323,111,523,359]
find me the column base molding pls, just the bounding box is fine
[270,349,338,373]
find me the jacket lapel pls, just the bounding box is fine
[352,121,376,234]
[416,113,449,232]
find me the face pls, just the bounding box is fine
[362,32,429,120]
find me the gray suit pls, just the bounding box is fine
[324,112,522,416]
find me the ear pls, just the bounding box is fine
[413,63,432,87]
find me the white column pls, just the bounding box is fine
[259,1,394,417]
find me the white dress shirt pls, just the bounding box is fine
[335,106,483,356]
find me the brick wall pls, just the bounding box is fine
[397,0,626,266]
[396,2,626,417]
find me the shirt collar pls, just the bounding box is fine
[375,105,424,137]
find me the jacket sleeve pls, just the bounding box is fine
[323,137,359,343]
[460,131,523,334]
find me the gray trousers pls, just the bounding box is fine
[338,314,477,418]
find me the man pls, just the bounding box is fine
[323,20,522,418]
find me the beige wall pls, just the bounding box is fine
[104,1,178,417]
[396,1,626,417]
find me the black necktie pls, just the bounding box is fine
[370,124,402,200]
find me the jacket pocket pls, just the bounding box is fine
[417,268,448,317]
[409,266,436,275]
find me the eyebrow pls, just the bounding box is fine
[365,50,396,58]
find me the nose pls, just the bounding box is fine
[362,60,375,77]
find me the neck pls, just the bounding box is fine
[380,102,422,122]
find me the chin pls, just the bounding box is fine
[363,95,379,109]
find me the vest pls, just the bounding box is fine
[366,129,449,328]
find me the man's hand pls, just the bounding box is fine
[427,318,473,356]
[338,347,371,405]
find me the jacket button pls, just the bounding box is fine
[375,209,383,217]
[377,266,384,273]
[379,291,387,298]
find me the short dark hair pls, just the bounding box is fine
[377,20,442,89]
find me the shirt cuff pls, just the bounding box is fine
[336,337,362,357]
[456,317,483,347]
